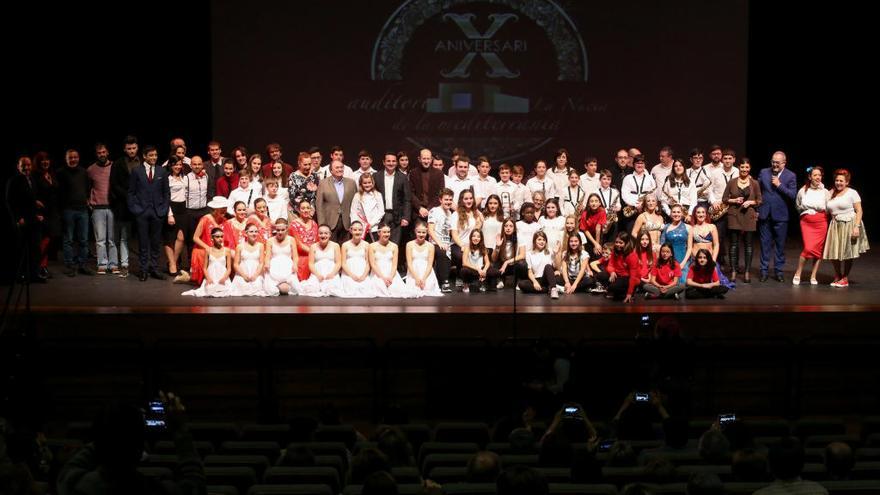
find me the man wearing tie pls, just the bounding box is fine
[128,146,170,281]
[757,151,797,282]
[316,160,357,243]
[374,151,412,246]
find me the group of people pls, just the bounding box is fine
[8,138,868,299]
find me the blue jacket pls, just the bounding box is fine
[128,163,170,217]
[757,167,797,221]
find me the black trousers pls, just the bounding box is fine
[563,275,595,292]
[595,271,632,300]
[685,285,728,299]
[517,265,558,293]
[432,244,451,283]
[136,211,163,273]
[460,265,502,286]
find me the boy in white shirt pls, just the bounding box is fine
[428,188,455,292]
[579,157,601,196]
[472,156,497,208]
[263,178,290,222]
[227,171,259,215]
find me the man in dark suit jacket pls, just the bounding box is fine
[757,151,797,282]
[374,152,413,246]
[410,148,446,224]
[128,145,170,281]
[316,160,357,243]
[6,156,45,282]
[205,140,229,183]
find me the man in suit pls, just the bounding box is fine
[205,140,228,181]
[410,148,446,225]
[374,151,412,246]
[757,150,797,282]
[6,156,46,282]
[316,160,356,243]
[128,145,170,281]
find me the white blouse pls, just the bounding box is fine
[796,186,831,216]
[826,188,861,220]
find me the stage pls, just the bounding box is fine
[11,245,880,341]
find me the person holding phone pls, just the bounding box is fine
[58,391,205,494]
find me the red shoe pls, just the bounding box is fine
[830,277,841,287]
[836,277,849,288]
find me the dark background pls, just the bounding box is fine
[5,0,875,238]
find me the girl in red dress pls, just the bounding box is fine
[288,199,319,281]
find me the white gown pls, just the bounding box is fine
[370,246,415,298]
[230,244,267,296]
[263,239,301,296]
[338,242,375,298]
[406,243,442,297]
[300,243,341,297]
[182,250,231,297]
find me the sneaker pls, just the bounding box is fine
[792,276,801,285]
[516,285,521,291]
[455,279,463,289]
[590,284,606,294]
[479,283,487,293]
[440,282,452,293]
[810,278,818,285]
[496,280,505,290]
[462,285,470,293]
[111,267,121,275]
[830,277,841,287]
[835,277,849,288]
[550,287,559,299]
[674,293,680,300]
[119,267,129,278]
[556,284,565,292]
[96,267,108,275]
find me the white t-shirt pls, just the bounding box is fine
[580,173,601,196]
[526,250,553,276]
[564,250,591,280]
[445,176,475,204]
[526,176,558,200]
[428,206,453,250]
[450,211,478,246]
[264,190,290,222]
[516,220,542,250]
[539,215,567,253]
[482,216,503,249]
[827,188,861,219]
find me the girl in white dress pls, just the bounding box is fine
[182,227,232,297]
[263,217,301,296]
[406,221,442,297]
[300,224,342,297]
[350,174,385,242]
[369,223,414,298]
[230,222,267,296]
[338,220,375,298]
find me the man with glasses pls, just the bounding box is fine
[757,151,797,282]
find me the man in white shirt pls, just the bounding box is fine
[427,188,455,292]
[227,171,259,215]
[446,148,479,178]
[621,155,656,233]
[472,156,497,208]
[183,155,214,247]
[710,148,740,271]
[686,148,714,208]
[579,157,600,196]
[352,149,378,188]
[495,164,524,219]
[445,156,475,203]
[650,146,675,200]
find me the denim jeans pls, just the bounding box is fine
[91,208,118,269]
[62,208,89,267]
[116,220,131,268]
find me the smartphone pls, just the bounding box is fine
[718,413,737,427]
[599,439,616,452]
[144,401,167,430]
[634,392,650,403]
[640,314,651,329]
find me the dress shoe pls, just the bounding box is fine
[774,273,784,282]
[78,266,95,276]
[149,270,167,281]
[138,271,149,282]
[759,273,768,282]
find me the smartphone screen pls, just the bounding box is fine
[145,401,167,430]
[634,392,649,402]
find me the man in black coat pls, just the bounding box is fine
[374,151,412,246]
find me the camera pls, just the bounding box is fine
[144,401,167,430]
[634,392,650,403]
[718,413,736,427]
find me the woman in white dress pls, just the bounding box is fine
[263,217,301,296]
[369,223,414,298]
[823,168,869,287]
[301,224,342,297]
[182,227,232,297]
[230,222,267,296]
[406,221,442,297]
[338,220,375,298]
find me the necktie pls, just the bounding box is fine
[148,166,153,182]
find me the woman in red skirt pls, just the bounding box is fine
[793,166,830,285]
